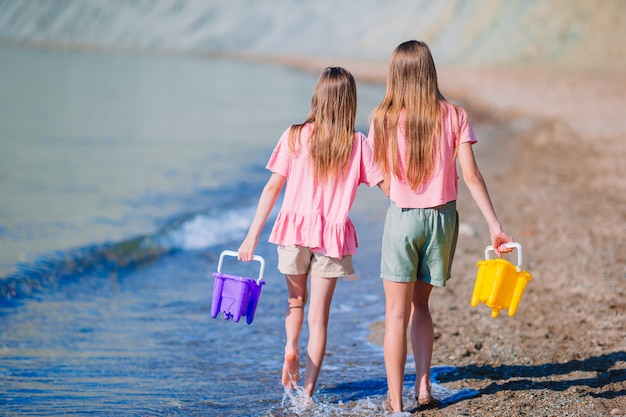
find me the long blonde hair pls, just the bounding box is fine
[372,40,452,190]
[289,66,357,182]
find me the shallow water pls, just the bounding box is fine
[0,45,315,278]
[0,241,476,416]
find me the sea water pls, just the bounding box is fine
[0,46,478,416]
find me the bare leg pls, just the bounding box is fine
[382,280,414,413]
[411,279,434,402]
[303,275,338,397]
[283,273,308,389]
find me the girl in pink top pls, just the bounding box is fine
[368,41,513,413]
[238,67,383,400]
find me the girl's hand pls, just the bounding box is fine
[237,237,258,262]
[491,230,514,257]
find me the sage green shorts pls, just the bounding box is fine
[380,201,458,287]
[277,245,354,278]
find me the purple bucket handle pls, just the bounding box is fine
[217,250,265,284]
[211,250,266,324]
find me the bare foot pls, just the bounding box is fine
[417,394,440,410]
[282,351,299,389]
[416,380,432,405]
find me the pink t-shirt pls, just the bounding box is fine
[369,101,477,208]
[267,123,383,259]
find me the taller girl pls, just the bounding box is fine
[238,67,383,399]
[368,41,513,412]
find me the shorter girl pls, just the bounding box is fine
[369,41,513,413]
[238,67,383,399]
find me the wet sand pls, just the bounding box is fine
[253,55,626,415]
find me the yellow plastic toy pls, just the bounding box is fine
[471,242,532,318]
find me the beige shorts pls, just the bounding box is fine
[277,245,355,278]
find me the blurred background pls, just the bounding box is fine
[1,0,625,72]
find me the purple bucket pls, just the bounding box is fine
[211,250,265,325]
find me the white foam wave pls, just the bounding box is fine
[164,207,255,250]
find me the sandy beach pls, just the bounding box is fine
[258,55,626,416]
[418,69,624,416]
[370,66,626,416]
[2,2,624,415]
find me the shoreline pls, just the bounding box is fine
[255,53,626,415]
[3,42,624,414]
[234,52,626,140]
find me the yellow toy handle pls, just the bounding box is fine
[484,242,523,272]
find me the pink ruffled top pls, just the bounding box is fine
[267,124,383,259]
